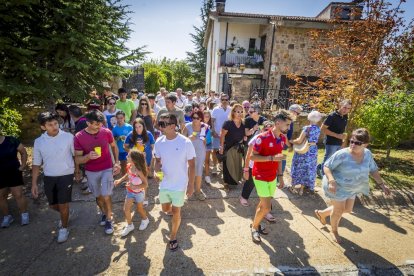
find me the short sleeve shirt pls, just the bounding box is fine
[323,111,348,145]
[116,100,136,122]
[245,116,266,141]
[222,120,245,149]
[125,131,155,166]
[74,128,114,172]
[112,123,133,154]
[252,130,286,181]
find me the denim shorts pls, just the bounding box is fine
[126,190,145,203]
[212,137,220,150]
[206,143,213,151]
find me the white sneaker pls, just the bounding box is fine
[58,209,75,228]
[121,224,135,237]
[57,228,69,243]
[143,200,149,207]
[21,212,29,226]
[139,218,149,231]
[1,215,14,228]
[205,176,211,184]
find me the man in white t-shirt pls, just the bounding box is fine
[154,113,196,251]
[156,87,167,108]
[32,112,75,244]
[211,94,231,172]
[175,88,186,109]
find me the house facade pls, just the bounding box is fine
[204,0,362,109]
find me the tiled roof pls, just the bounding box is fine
[210,11,332,23]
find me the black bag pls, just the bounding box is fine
[215,150,226,162]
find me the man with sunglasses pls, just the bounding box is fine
[317,99,352,177]
[211,94,231,173]
[244,104,266,142]
[154,113,196,251]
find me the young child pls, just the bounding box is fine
[114,150,149,237]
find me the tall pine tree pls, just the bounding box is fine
[0,0,148,105]
[186,0,214,88]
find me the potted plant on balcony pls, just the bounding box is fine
[237,47,246,54]
[247,48,255,56]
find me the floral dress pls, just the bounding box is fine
[290,124,321,190]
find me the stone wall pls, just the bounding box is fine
[268,26,324,90]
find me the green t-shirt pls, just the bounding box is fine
[116,100,135,122]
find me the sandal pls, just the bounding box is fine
[288,186,297,194]
[314,210,327,225]
[169,239,179,251]
[264,213,277,223]
[258,224,269,235]
[250,227,261,243]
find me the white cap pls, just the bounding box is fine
[289,104,303,113]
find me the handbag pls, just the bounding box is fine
[293,127,314,154]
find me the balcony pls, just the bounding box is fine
[219,52,264,70]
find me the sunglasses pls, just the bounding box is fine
[350,139,364,146]
[108,102,116,105]
[221,99,229,102]
[192,116,200,120]
[140,103,148,106]
[157,121,174,128]
[243,106,250,109]
[248,110,256,114]
[234,110,243,114]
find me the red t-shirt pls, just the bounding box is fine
[74,128,114,172]
[252,130,286,182]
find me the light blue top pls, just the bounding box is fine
[323,148,378,201]
[112,123,133,153]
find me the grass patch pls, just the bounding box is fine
[284,148,414,190]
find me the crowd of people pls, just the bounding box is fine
[0,86,390,248]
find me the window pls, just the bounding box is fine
[248,38,256,56]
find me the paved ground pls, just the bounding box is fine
[1,171,414,275]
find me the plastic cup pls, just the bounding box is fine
[192,131,197,136]
[156,171,164,181]
[94,146,101,157]
[136,143,145,152]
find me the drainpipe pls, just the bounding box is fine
[266,22,276,89]
[223,22,229,93]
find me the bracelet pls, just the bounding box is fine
[277,174,283,177]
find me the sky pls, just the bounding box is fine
[122,0,414,61]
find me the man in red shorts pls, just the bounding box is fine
[249,110,292,243]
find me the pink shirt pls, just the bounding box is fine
[74,128,114,172]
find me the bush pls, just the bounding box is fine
[355,91,414,158]
[0,98,22,137]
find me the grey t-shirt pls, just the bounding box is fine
[156,107,185,127]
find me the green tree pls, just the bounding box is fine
[143,58,196,92]
[186,0,214,88]
[0,0,148,106]
[0,99,22,137]
[355,91,414,158]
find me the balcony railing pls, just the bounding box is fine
[220,52,264,69]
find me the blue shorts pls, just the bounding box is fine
[212,137,220,150]
[206,143,213,151]
[119,151,128,161]
[126,190,145,203]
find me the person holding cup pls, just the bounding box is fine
[124,118,155,206]
[183,110,210,201]
[74,110,121,235]
[154,113,196,251]
[112,111,133,175]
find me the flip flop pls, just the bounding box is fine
[169,240,179,251]
[314,210,326,225]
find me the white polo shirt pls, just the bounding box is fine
[32,130,75,177]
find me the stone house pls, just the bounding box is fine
[204,0,363,109]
